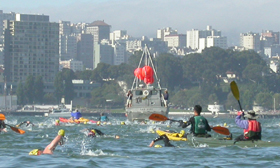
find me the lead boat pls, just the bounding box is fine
[125,45,169,121]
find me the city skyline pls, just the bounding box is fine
[2,0,279,45]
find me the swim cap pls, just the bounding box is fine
[224,123,227,126]
[167,125,170,128]
[180,130,185,136]
[84,121,87,124]
[97,121,101,125]
[120,121,125,125]
[115,135,120,139]
[91,129,96,134]
[56,120,60,123]
[29,149,41,156]
[154,144,162,148]
[58,129,65,136]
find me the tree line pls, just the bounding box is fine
[15,46,280,110]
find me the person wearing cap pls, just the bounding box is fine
[86,128,104,137]
[16,121,35,128]
[179,105,212,137]
[149,134,174,147]
[162,90,169,107]
[55,120,60,126]
[149,130,185,147]
[71,109,82,120]
[0,119,7,132]
[29,129,65,156]
[98,113,109,122]
[126,90,133,107]
[235,110,261,142]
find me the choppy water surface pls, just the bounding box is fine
[1,115,280,168]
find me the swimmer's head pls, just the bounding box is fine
[29,149,43,156]
[224,123,227,126]
[154,144,162,148]
[120,121,125,125]
[97,121,101,126]
[58,129,65,136]
[55,120,60,123]
[115,135,120,139]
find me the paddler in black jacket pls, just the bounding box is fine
[179,105,212,137]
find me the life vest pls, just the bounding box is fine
[194,116,207,134]
[71,112,82,119]
[243,120,261,140]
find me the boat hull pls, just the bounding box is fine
[190,137,280,148]
[126,107,168,121]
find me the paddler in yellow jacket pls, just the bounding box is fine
[29,129,65,156]
[179,105,212,137]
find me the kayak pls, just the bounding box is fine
[156,130,188,141]
[190,136,280,148]
[59,117,89,124]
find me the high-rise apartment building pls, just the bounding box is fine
[240,32,260,51]
[157,27,177,41]
[3,14,59,83]
[112,42,126,65]
[186,25,221,50]
[86,20,111,44]
[164,34,186,48]
[260,30,279,48]
[110,30,127,42]
[77,33,94,69]
[59,34,77,60]
[94,41,113,68]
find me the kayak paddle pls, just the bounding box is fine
[6,124,25,134]
[149,113,230,135]
[149,113,180,122]
[230,81,244,118]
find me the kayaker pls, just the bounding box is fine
[0,120,7,132]
[98,113,109,122]
[149,135,174,147]
[29,129,66,156]
[16,121,35,127]
[71,109,82,120]
[179,105,212,137]
[235,110,261,142]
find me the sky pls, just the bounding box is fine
[1,0,279,45]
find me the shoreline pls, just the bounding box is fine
[1,111,280,119]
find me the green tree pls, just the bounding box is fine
[43,93,57,104]
[54,73,64,103]
[255,92,273,109]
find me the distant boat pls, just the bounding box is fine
[207,102,227,117]
[125,45,169,121]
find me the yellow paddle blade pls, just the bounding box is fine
[212,126,230,135]
[149,113,169,121]
[0,113,5,120]
[230,81,240,101]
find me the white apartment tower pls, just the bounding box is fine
[157,27,178,41]
[164,34,186,48]
[3,14,59,83]
[187,25,221,50]
[110,30,127,42]
[240,32,260,51]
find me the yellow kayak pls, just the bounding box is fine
[156,130,188,141]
